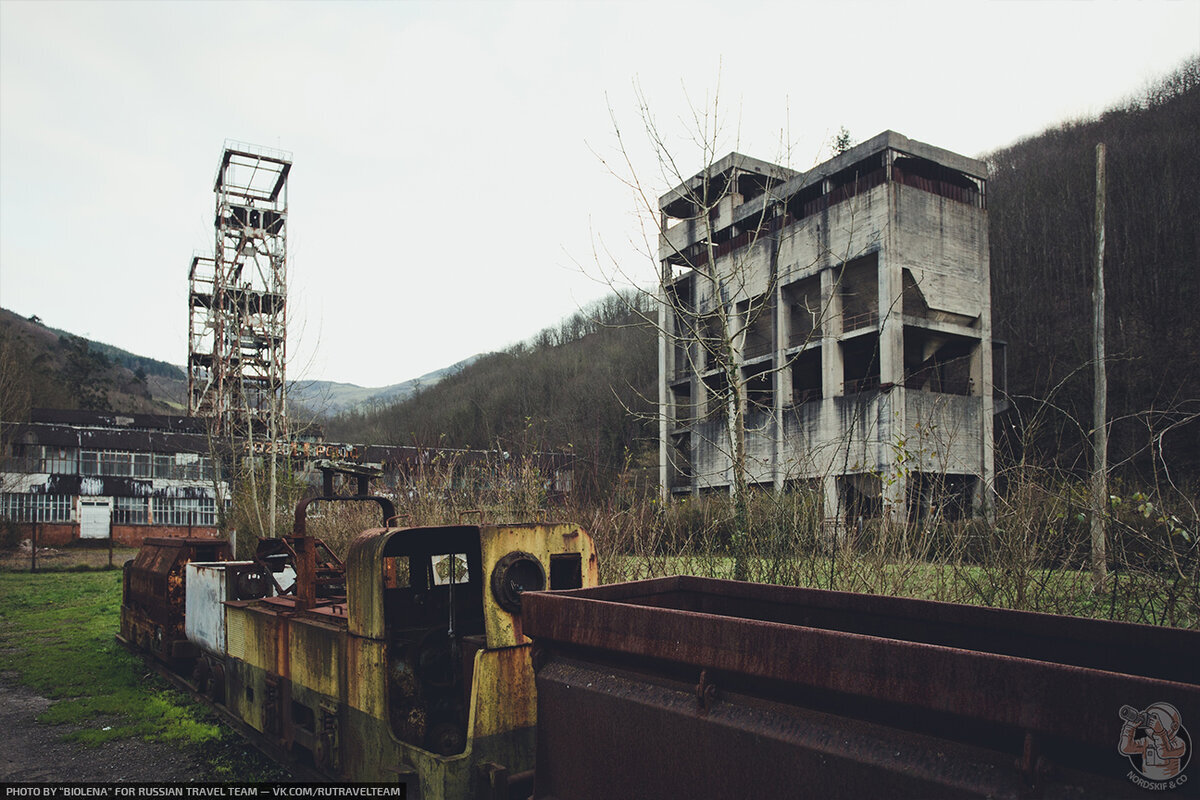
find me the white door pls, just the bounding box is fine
[80,498,112,539]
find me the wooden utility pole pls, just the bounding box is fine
[1091,143,1108,593]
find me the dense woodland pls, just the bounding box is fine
[987,56,1200,486]
[330,58,1200,492]
[0,308,170,417]
[325,292,659,496]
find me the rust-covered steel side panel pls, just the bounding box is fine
[120,536,230,661]
[523,576,1199,799]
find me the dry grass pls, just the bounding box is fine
[0,541,139,572]
[212,455,1200,629]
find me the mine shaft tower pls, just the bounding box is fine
[188,142,292,439]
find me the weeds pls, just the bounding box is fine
[223,446,1198,628]
[317,451,1199,627]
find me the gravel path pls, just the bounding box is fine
[0,673,291,783]
[0,676,208,782]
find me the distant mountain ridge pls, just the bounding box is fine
[0,307,476,420]
[288,357,478,417]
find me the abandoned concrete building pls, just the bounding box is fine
[658,131,996,521]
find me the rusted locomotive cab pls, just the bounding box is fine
[522,576,1200,799]
[119,536,230,663]
[220,523,596,797]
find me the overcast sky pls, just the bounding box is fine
[1,1,1196,390]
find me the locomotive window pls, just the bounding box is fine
[431,553,470,586]
[384,556,411,589]
[550,553,583,590]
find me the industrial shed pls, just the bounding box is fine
[1,408,227,546]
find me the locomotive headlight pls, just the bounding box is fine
[490,551,546,613]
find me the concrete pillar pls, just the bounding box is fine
[878,246,907,523]
[773,282,790,489]
[658,251,670,501]
[820,268,843,398]
[974,226,996,519]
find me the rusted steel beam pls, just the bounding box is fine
[544,576,1194,683]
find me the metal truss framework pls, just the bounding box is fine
[188,142,292,440]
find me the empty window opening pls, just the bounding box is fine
[790,350,822,405]
[904,331,976,395]
[742,362,773,413]
[703,372,730,420]
[827,154,887,207]
[701,314,731,372]
[842,335,881,395]
[670,278,697,377]
[784,276,822,347]
[839,254,879,331]
[902,270,930,319]
[786,181,827,222]
[670,433,692,487]
[737,295,774,359]
[671,381,694,426]
[735,171,777,204]
[839,474,882,522]
[549,553,583,590]
[907,473,974,522]
[993,341,1008,397]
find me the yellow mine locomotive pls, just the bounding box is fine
[119,494,596,798]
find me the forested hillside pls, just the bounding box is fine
[325,293,658,495]
[0,309,172,417]
[987,56,1199,482]
[330,58,1199,491]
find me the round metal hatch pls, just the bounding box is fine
[490,551,546,613]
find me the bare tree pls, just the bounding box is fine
[0,329,32,496]
[591,86,886,578]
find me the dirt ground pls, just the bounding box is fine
[0,673,210,782]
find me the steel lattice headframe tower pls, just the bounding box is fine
[188,142,292,440]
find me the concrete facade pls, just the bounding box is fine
[658,131,994,522]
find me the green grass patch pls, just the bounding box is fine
[0,571,221,746]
